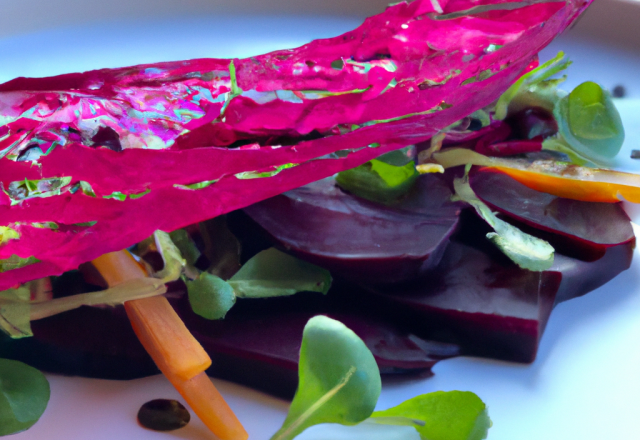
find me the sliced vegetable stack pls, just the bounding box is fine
[1,0,636,439]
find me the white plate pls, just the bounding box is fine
[2,1,640,439]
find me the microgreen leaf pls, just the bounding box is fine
[336,159,418,204]
[186,272,236,320]
[0,358,50,436]
[270,316,381,440]
[553,81,624,164]
[371,391,491,440]
[453,171,554,271]
[153,231,186,283]
[0,287,32,339]
[228,248,331,298]
[494,52,571,120]
[0,255,40,273]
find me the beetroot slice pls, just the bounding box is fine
[242,173,463,284]
[0,285,456,399]
[469,168,634,260]
[357,210,634,363]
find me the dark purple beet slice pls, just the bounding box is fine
[242,173,463,284]
[469,168,634,260]
[354,210,634,363]
[0,286,454,399]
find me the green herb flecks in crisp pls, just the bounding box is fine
[270,316,381,440]
[0,286,32,339]
[103,188,150,201]
[70,181,96,197]
[0,227,19,246]
[173,179,218,190]
[186,272,236,320]
[235,163,298,180]
[0,255,40,274]
[229,248,331,298]
[4,176,72,205]
[0,358,50,436]
[371,391,491,440]
[452,169,554,271]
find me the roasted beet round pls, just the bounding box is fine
[469,168,634,260]
[242,173,463,284]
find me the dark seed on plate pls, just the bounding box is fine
[631,150,640,159]
[612,85,626,98]
[137,399,190,431]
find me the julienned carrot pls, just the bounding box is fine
[125,294,212,381]
[167,371,250,440]
[92,250,248,440]
[93,251,211,380]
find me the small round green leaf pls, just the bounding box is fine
[271,316,381,440]
[186,272,236,320]
[555,81,624,163]
[0,358,50,436]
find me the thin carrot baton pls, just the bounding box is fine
[92,250,248,440]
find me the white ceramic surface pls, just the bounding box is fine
[2,1,640,439]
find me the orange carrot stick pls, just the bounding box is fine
[92,250,248,440]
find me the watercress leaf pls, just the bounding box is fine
[453,172,554,271]
[336,158,418,205]
[371,391,491,440]
[554,81,624,164]
[0,287,32,339]
[0,358,50,436]
[186,272,236,320]
[270,316,381,440]
[229,248,331,298]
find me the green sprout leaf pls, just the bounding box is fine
[552,81,624,164]
[453,170,554,271]
[494,52,571,120]
[0,358,50,436]
[186,272,236,320]
[336,158,418,204]
[0,287,32,339]
[371,391,491,440]
[270,316,381,440]
[229,248,331,298]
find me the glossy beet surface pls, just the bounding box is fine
[242,173,463,284]
[355,210,634,362]
[0,170,633,397]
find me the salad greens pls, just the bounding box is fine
[0,358,50,436]
[371,391,491,440]
[271,316,381,440]
[452,167,555,271]
[272,316,490,440]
